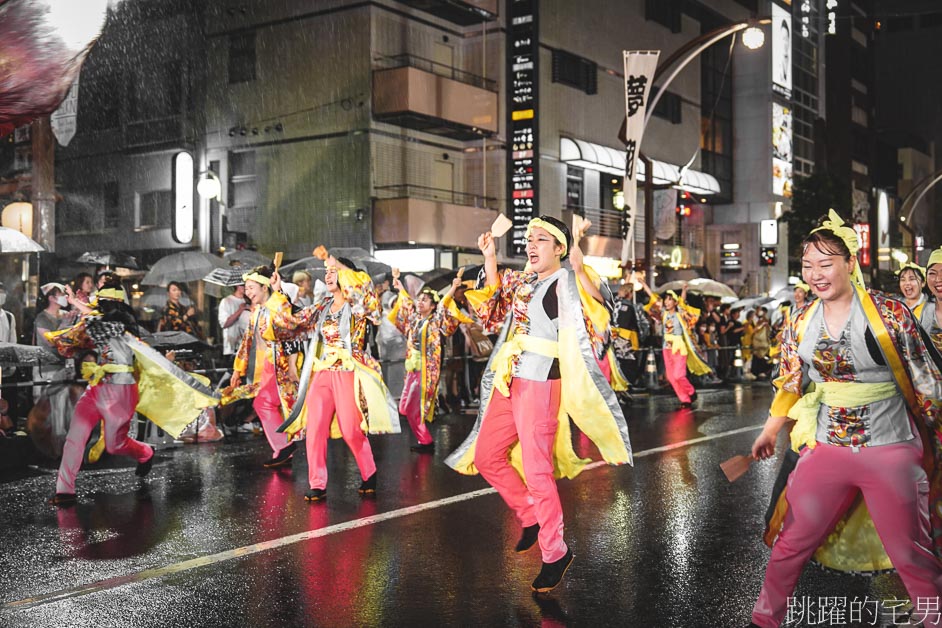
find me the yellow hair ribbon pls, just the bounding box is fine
[809,209,866,287]
[895,261,925,280]
[96,288,126,302]
[526,218,568,257]
[927,247,942,270]
[242,272,271,286]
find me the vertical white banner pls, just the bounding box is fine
[621,50,660,265]
[51,78,80,147]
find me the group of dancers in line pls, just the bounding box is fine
[38,209,942,608]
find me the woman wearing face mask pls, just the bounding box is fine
[638,280,713,408]
[746,211,942,628]
[388,277,463,453]
[445,215,632,594]
[266,255,399,502]
[32,283,73,456]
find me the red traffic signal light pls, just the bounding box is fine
[760,247,777,266]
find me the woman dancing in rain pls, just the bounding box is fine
[46,276,218,506]
[746,210,942,628]
[224,266,301,468]
[388,275,463,453]
[446,216,631,593]
[267,255,399,502]
[638,280,712,408]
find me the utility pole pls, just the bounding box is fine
[31,115,56,253]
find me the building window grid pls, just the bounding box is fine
[700,42,733,203]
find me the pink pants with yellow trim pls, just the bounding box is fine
[399,370,433,445]
[474,377,568,563]
[752,440,942,628]
[304,370,376,490]
[663,348,694,403]
[56,383,152,494]
[252,361,290,458]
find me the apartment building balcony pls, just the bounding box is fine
[373,54,498,141]
[391,0,497,25]
[562,206,627,260]
[373,185,498,250]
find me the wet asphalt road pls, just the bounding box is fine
[0,384,914,627]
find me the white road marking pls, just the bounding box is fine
[4,423,763,611]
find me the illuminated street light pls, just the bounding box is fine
[742,25,766,50]
[196,170,223,205]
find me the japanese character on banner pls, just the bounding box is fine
[625,140,637,178]
[625,75,648,117]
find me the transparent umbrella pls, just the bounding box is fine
[0,227,43,253]
[76,251,140,269]
[223,249,269,269]
[141,251,224,286]
[657,278,738,299]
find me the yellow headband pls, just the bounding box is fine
[96,288,126,302]
[928,248,942,270]
[526,218,568,257]
[242,272,271,287]
[896,261,925,280]
[809,209,866,287]
[794,281,811,293]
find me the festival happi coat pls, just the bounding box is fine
[265,268,399,441]
[221,304,299,414]
[445,266,632,479]
[765,281,942,572]
[388,288,462,423]
[644,293,712,376]
[46,313,220,439]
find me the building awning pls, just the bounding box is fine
[559,137,721,196]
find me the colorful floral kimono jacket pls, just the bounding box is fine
[222,304,299,415]
[644,294,712,376]
[159,300,203,339]
[765,285,942,571]
[914,300,942,354]
[47,313,220,439]
[445,267,632,479]
[265,269,399,441]
[388,289,461,423]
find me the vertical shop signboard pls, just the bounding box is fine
[507,0,538,257]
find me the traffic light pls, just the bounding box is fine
[760,247,777,266]
[675,191,692,217]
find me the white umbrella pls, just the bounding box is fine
[141,251,224,286]
[0,227,43,253]
[223,249,269,269]
[657,278,737,299]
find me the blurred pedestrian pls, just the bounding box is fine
[217,283,249,366]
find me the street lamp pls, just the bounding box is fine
[196,170,224,206]
[621,17,770,286]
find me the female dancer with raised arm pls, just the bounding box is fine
[446,215,632,593]
[267,255,398,501]
[388,276,462,453]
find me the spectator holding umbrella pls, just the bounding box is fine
[217,283,249,367]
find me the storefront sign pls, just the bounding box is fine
[507,0,539,257]
[772,2,792,98]
[772,103,793,198]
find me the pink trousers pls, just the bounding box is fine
[304,370,376,490]
[56,383,152,494]
[399,370,433,445]
[474,377,568,563]
[253,361,290,458]
[753,440,942,628]
[663,348,694,403]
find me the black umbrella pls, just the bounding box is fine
[142,331,212,352]
[76,251,141,270]
[421,265,484,291]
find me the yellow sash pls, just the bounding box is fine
[490,333,559,396]
[81,362,134,387]
[311,347,356,373]
[787,381,899,451]
[405,348,422,373]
